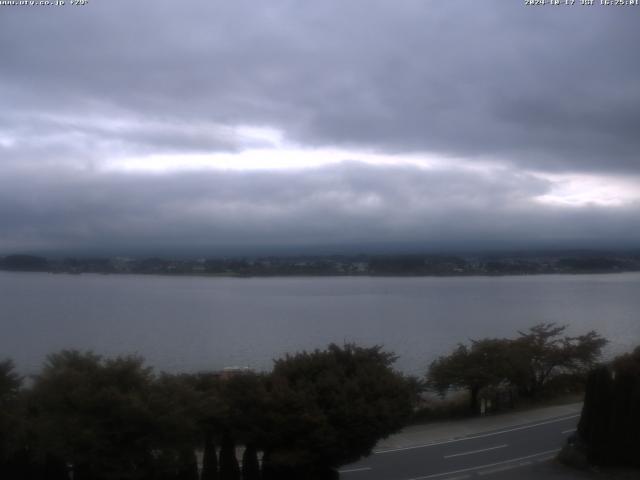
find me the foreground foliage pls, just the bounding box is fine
[0,344,414,479]
[427,323,607,413]
[576,347,640,468]
[261,345,414,477]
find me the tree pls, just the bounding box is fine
[576,347,640,467]
[261,344,414,477]
[194,371,266,480]
[609,346,640,466]
[427,325,608,412]
[219,430,240,480]
[29,350,158,480]
[577,365,614,465]
[510,323,607,398]
[176,448,199,480]
[151,374,201,443]
[201,431,219,480]
[428,339,512,413]
[217,373,269,448]
[0,359,24,478]
[241,444,260,480]
[0,359,22,401]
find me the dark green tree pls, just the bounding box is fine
[151,374,201,440]
[428,339,512,413]
[261,344,414,476]
[428,324,608,412]
[577,365,614,464]
[0,359,22,400]
[176,448,198,480]
[218,373,269,447]
[510,323,607,398]
[219,430,240,480]
[29,351,158,480]
[577,347,640,467]
[201,431,219,480]
[241,444,260,480]
[609,347,640,466]
[198,372,268,480]
[0,359,24,478]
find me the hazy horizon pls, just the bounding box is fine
[3,244,640,261]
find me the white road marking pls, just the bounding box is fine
[444,444,508,459]
[375,414,579,454]
[404,448,561,480]
[561,428,577,434]
[536,455,556,463]
[478,464,517,476]
[338,466,372,474]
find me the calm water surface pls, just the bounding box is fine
[1,271,638,375]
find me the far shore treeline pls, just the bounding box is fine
[0,324,634,480]
[2,252,640,277]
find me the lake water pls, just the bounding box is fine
[1,271,639,376]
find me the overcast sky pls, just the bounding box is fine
[1,0,639,255]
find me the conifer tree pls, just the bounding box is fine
[176,448,199,480]
[578,365,613,464]
[219,431,240,480]
[201,432,219,480]
[241,444,260,480]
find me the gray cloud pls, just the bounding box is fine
[1,162,638,254]
[1,1,640,172]
[1,1,639,254]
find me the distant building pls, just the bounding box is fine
[219,366,253,380]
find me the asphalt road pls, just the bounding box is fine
[339,413,580,480]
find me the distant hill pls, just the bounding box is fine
[1,252,639,277]
[0,254,49,272]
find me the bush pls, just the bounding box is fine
[261,344,415,473]
[576,347,640,467]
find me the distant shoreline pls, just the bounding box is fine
[2,252,639,278]
[2,268,640,280]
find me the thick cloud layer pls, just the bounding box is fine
[1,162,639,254]
[0,1,639,253]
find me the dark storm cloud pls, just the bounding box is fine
[1,162,639,253]
[1,0,639,172]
